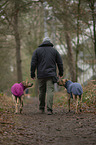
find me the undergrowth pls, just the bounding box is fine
[54,80,96,113]
[0,80,96,113]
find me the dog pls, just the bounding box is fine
[11,81,33,114]
[57,79,83,113]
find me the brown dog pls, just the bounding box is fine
[57,79,83,113]
[11,81,33,114]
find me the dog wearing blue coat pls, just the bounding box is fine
[57,79,83,113]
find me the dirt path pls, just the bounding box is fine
[0,97,96,145]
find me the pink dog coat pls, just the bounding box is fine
[11,83,25,97]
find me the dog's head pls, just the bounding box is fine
[22,81,33,88]
[57,79,68,86]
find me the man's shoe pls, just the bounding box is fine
[39,109,45,114]
[47,111,53,115]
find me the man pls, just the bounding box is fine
[30,37,63,115]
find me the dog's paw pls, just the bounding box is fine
[20,108,22,114]
[66,109,70,113]
[14,112,18,114]
[75,112,79,114]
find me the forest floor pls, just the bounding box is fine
[0,94,96,145]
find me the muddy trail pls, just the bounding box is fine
[0,97,96,145]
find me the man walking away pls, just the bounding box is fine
[30,37,63,115]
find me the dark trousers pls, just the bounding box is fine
[38,77,54,111]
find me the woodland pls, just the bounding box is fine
[0,0,96,92]
[0,1,96,145]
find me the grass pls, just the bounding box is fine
[0,108,4,111]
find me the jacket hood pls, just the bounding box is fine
[39,41,54,47]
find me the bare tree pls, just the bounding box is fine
[65,32,76,82]
[13,1,22,82]
[76,0,81,81]
[88,0,96,59]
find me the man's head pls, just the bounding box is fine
[43,37,51,42]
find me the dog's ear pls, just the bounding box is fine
[22,81,26,86]
[61,79,66,85]
[25,79,28,86]
[65,79,68,82]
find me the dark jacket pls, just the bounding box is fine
[30,41,63,79]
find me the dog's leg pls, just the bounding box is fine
[19,95,24,114]
[76,95,79,114]
[68,94,71,112]
[79,95,82,112]
[12,94,15,103]
[73,94,76,113]
[73,94,79,114]
[15,97,19,114]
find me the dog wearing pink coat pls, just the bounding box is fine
[11,81,33,114]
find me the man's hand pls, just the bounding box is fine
[59,76,63,79]
[32,77,36,80]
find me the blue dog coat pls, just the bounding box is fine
[65,80,83,98]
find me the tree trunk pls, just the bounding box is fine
[65,32,76,82]
[91,1,96,59]
[89,0,96,59]
[13,2,22,82]
[76,0,81,81]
